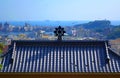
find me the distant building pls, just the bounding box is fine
[3,22,10,31]
[23,23,32,31]
[71,29,77,36]
[35,30,45,40]
[0,23,2,30]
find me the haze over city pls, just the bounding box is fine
[0,0,120,21]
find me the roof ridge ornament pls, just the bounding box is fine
[54,26,66,41]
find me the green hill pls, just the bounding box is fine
[74,20,112,29]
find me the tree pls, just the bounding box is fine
[0,43,4,70]
[107,26,120,39]
[0,43,4,54]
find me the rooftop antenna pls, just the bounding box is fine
[54,26,66,41]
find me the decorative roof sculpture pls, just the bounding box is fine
[54,26,66,41]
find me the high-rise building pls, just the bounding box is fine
[3,22,10,31]
[0,23,2,30]
[71,29,77,36]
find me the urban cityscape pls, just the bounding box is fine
[0,20,118,41]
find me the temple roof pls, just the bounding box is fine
[0,40,120,72]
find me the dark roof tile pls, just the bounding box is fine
[0,40,120,72]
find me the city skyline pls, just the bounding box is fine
[0,0,120,21]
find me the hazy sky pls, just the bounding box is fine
[0,0,120,21]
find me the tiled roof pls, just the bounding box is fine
[0,40,120,72]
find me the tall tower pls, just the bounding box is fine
[0,23,2,30]
[71,29,77,36]
[4,22,10,31]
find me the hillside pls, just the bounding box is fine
[74,20,112,29]
[74,20,120,40]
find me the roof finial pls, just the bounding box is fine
[54,26,66,41]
